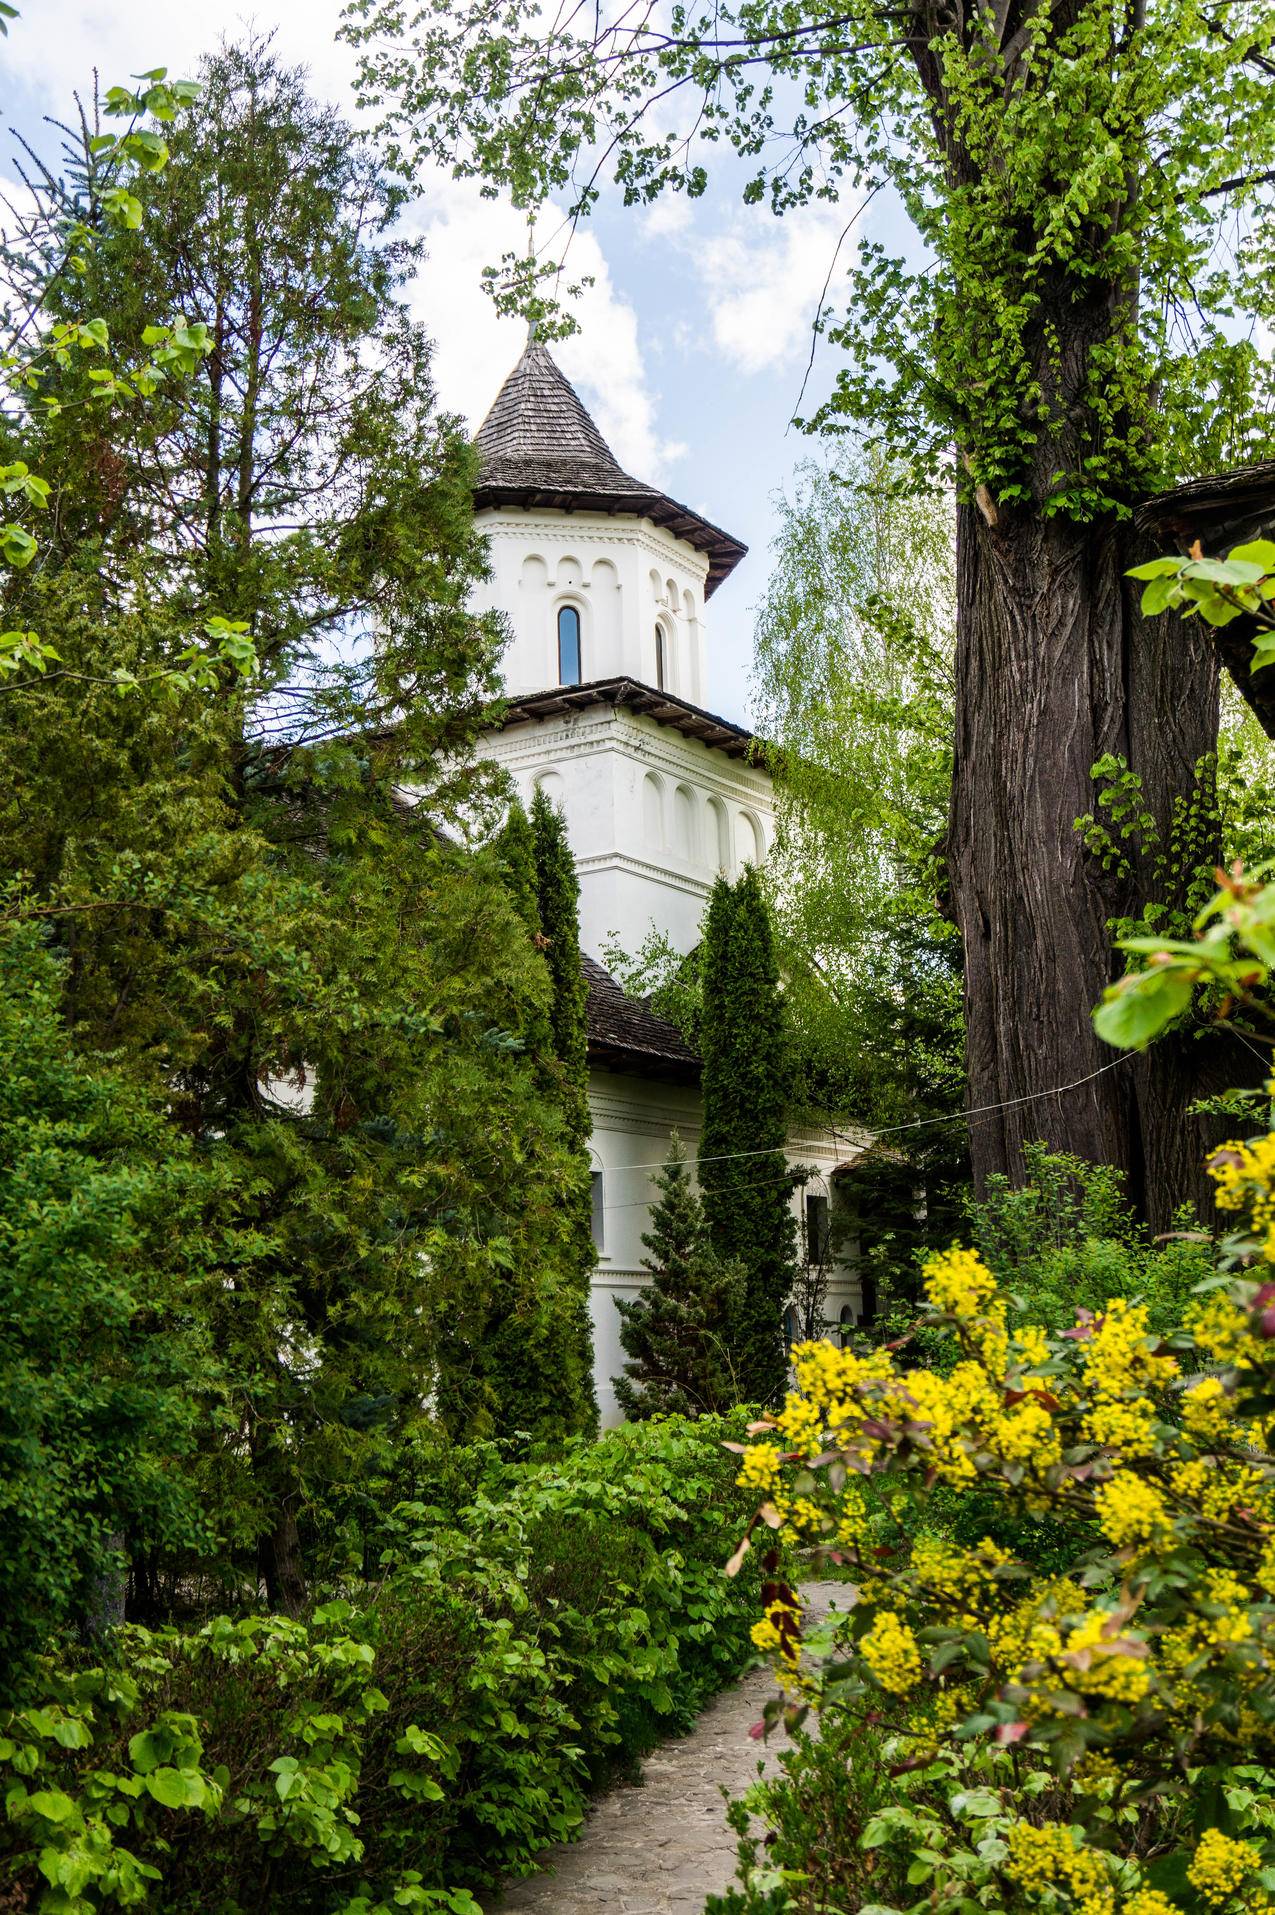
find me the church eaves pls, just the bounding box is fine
[472,339,747,598]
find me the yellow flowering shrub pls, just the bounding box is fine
[730,1168,1275,1915]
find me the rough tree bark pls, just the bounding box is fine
[948,501,1224,1230]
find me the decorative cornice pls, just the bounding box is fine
[477,510,712,586]
[480,705,774,805]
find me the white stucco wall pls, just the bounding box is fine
[482,704,776,961]
[589,1067,867,1427]
[469,481,870,1427]
[476,506,711,701]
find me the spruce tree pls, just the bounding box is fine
[699,868,797,1405]
[614,1136,744,1420]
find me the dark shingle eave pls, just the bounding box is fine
[583,955,701,1084]
[494,676,765,764]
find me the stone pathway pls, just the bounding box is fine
[494,1583,842,1915]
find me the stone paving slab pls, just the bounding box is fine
[493,1583,842,1915]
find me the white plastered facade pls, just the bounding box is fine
[475,499,865,1427]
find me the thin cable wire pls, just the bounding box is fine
[596,1050,1135,1180]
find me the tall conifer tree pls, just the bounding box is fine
[0,43,589,1609]
[699,869,797,1404]
[531,788,591,1150]
[473,794,598,1443]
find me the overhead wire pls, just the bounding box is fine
[596,1049,1137,1185]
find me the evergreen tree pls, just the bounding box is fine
[614,1136,744,1419]
[699,869,797,1405]
[0,922,222,1693]
[0,44,585,1612]
[457,793,598,1446]
[531,787,591,1148]
[528,789,599,1435]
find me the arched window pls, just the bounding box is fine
[590,1165,606,1252]
[839,1304,855,1348]
[557,605,582,686]
[655,623,668,691]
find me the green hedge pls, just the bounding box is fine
[0,1416,765,1914]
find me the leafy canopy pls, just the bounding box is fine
[344,0,1275,514]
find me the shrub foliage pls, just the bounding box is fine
[0,1417,765,1912]
[730,1134,1275,1915]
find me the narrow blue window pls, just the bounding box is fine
[557,605,581,685]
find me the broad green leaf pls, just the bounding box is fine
[1093,966,1195,1048]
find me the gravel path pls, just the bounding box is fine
[493,1582,842,1915]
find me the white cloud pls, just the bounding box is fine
[2,0,356,109]
[695,200,856,377]
[407,181,685,482]
[1,0,680,483]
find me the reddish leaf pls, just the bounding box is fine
[995,1722,1031,1745]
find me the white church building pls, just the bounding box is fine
[472,339,867,1424]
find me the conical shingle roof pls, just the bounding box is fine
[473,339,746,597]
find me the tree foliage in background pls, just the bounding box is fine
[345,0,1275,1220]
[753,448,968,1301]
[699,869,797,1405]
[0,41,587,1615]
[614,1135,745,1420]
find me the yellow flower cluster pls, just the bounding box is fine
[999,1396,1063,1468]
[732,1225,1275,1787]
[923,1244,1000,1319]
[736,1443,782,1495]
[859,1609,923,1695]
[1123,1893,1180,1915]
[1005,1821,1114,1913]
[750,1595,802,1669]
[1013,1324,1053,1376]
[1062,1610,1151,1703]
[1084,1395,1157,1456]
[1189,1293,1257,1367]
[1188,1830,1261,1906]
[910,1533,1011,1610]
[1170,1458,1265,1523]
[1210,1133,1275,1260]
[1182,1376,1233,1442]
[1082,1299,1176,1400]
[1093,1475,1172,1549]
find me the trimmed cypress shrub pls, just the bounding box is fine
[699,868,797,1404]
[480,792,598,1442]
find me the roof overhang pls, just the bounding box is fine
[583,956,701,1084]
[494,676,764,763]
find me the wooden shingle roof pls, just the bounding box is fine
[583,955,701,1083]
[496,675,763,762]
[473,340,747,598]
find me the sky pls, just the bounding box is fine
[0,0,900,723]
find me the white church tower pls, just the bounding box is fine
[472,339,865,1422]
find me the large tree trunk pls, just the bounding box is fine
[948,500,1222,1228]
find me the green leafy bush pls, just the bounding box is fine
[0,1416,766,1912]
[968,1143,1210,1333]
